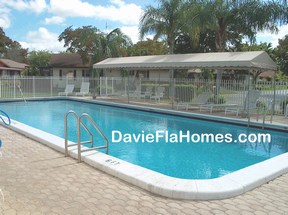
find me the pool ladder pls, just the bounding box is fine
[255,99,273,129]
[64,110,108,162]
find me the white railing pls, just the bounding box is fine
[0,76,287,116]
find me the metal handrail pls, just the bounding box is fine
[262,100,273,129]
[0,110,11,126]
[64,111,79,157]
[64,110,109,162]
[79,113,109,158]
[65,111,93,157]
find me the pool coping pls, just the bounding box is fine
[1,97,288,200]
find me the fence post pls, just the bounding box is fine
[13,76,16,99]
[105,77,108,96]
[50,76,53,97]
[33,76,35,97]
[99,77,102,96]
[112,77,114,95]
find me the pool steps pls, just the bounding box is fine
[64,110,108,162]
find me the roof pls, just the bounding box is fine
[0,59,28,70]
[49,53,90,68]
[93,51,276,71]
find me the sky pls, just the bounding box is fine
[0,0,288,53]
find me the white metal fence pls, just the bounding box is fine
[0,76,287,116]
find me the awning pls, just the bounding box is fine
[93,51,277,71]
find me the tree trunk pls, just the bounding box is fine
[168,37,175,107]
[215,23,226,94]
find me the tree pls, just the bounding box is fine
[139,0,188,54]
[188,0,287,52]
[127,39,167,56]
[0,27,28,62]
[25,51,51,76]
[174,30,217,53]
[275,35,288,76]
[58,26,132,64]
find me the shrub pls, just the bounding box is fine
[207,94,226,104]
[256,100,267,110]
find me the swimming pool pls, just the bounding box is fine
[1,98,288,199]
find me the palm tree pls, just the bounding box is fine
[187,0,287,52]
[139,0,189,54]
[100,28,132,60]
[185,0,287,92]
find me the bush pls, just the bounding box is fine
[207,94,226,104]
[256,101,267,110]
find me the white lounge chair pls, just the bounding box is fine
[150,87,165,102]
[76,82,91,96]
[225,90,261,116]
[176,92,211,110]
[199,94,238,113]
[58,84,74,96]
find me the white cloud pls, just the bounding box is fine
[120,26,140,44]
[49,0,143,25]
[44,16,65,25]
[20,27,65,52]
[257,24,288,47]
[4,0,47,13]
[0,10,11,28]
[0,0,47,29]
[110,0,125,7]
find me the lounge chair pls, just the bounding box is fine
[76,82,91,96]
[225,90,261,116]
[199,95,238,113]
[176,92,211,110]
[58,84,74,96]
[150,87,165,102]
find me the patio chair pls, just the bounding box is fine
[58,84,74,96]
[129,85,142,99]
[140,86,153,100]
[150,87,165,102]
[75,82,91,96]
[176,92,211,111]
[225,90,261,117]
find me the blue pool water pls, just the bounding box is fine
[1,99,287,179]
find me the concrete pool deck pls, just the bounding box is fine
[1,125,288,214]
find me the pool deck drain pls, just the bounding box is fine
[0,126,288,214]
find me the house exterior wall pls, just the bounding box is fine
[103,70,121,77]
[149,70,169,79]
[102,69,169,80]
[51,67,91,88]
[0,70,21,77]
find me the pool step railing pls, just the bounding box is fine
[64,110,109,162]
[256,99,273,129]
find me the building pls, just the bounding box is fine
[0,59,28,77]
[42,53,91,78]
